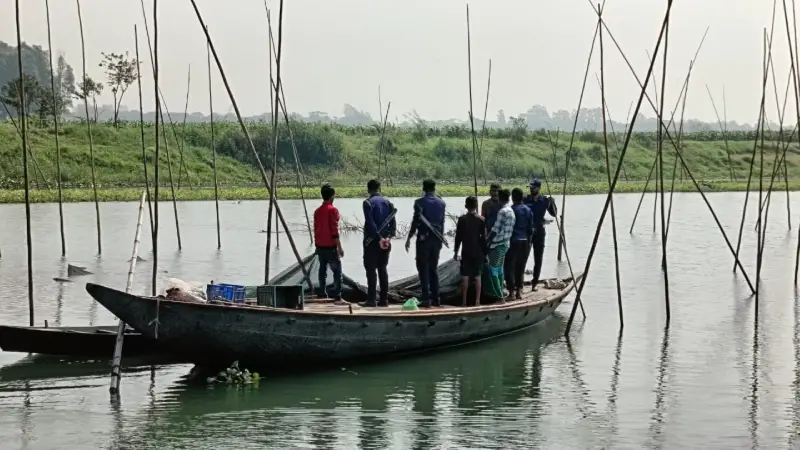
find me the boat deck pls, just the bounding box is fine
[301,284,565,316]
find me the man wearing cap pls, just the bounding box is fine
[523,178,557,291]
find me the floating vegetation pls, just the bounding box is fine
[205,361,260,387]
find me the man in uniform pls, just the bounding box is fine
[523,179,557,291]
[405,179,446,308]
[362,179,396,307]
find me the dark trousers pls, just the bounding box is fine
[416,240,442,306]
[364,242,391,305]
[504,240,531,291]
[531,230,546,287]
[316,247,342,299]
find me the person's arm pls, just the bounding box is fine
[453,218,463,259]
[406,200,420,250]
[481,200,487,218]
[363,199,378,239]
[388,202,397,238]
[527,210,535,243]
[547,197,558,217]
[331,207,343,256]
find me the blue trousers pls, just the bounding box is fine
[316,247,342,299]
[416,240,442,306]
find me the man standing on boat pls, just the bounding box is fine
[362,179,396,307]
[504,188,534,300]
[481,182,502,231]
[523,178,557,291]
[453,195,485,306]
[405,179,446,308]
[313,184,343,300]
[485,188,514,300]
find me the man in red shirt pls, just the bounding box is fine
[313,184,344,300]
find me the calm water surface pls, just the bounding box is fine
[0,191,799,449]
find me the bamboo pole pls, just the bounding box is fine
[109,191,146,395]
[756,31,767,318]
[477,59,492,185]
[590,2,755,293]
[784,0,800,284]
[565,0,673,337]
[134,25,154,239]
[76,0,101,255]
[176,66,191,189]
[152,0,160,297]
[558,11,603,262]
[594,75,628,182]
[598,4,623,328]
[207,29,221,250]
[656,12,671,321]
[705,85,736,181]
[666,60,692,237]
[264,4,278,250]
[377,85,383,178]
[0,98,49,190]
[188,0,312,288]
[44,0,66,257]
[466,4,479,198]
[15,0,34,327]
[159,114,182,251]
[265,0,285,282]
[377,101,392,182]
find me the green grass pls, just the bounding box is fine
[0,120,798,203]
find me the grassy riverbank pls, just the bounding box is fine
[1,120,798,202]
[0,179,796,204]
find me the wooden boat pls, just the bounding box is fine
[0,324,167,358]
[85,272,582,368]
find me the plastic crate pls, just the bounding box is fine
[207,283,246,303]
[256,284,304,309]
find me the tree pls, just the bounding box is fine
[55,53,75,111]
[0,74,44,118]
[74,76,103,122]
[497,109,506,127]
[508,116,528,142]
[98,51,136,127]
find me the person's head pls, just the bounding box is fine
[529,178,542,196]
[465,195,478,211]
[511,187,524,204]
[367,179,381,195]
[498,188,511,204]
[422,179,436,194]
[321,183,335,202]
[489,182,501,200]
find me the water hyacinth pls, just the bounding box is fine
[206,361,260,387]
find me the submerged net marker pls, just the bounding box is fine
[15,0,34,327]
[76,0,102,256]
[109,191,147,396]
[189,0,311,288]
[45,0,66,258]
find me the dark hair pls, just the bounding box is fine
[498,188,511,203]
[321,184,335,201]
[465,195,478,210]
[422,179,436,193]
[511,187,523,202]
[490,182,501,190]
[367,179,381,193]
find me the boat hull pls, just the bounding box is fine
[0,325,165,358]
[85,274,580,367]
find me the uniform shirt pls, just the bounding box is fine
[489,203,515,249]
[510,203,534,242]
[524,194,558,230]
[409,192,446,243]
[313,200,340,248]
[363,193,396,243]
[481,198,501,230]
[455,213,486,259]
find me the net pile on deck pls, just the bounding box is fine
[265,253,482,304]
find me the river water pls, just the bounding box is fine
[0,191,798,449]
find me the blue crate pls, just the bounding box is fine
[207,283,245,303]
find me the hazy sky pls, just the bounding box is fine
[0,0,789,124]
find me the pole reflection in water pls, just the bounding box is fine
[750,317,761,450]
[606,331,623,446]
[648,325,671,449]
[790,288,800,449]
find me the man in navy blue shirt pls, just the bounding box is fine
[523,178,558,291]
[405,179,446,307]
[362,179,396,307]
[504,188,534,299]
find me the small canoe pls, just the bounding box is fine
[0,325,166,358]
[85,272,582,368]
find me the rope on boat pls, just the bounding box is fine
[148,296,161,339]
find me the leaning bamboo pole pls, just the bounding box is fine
[152,0,160,297]
[109,191,146,395]
[44,0,66,257]
[477,59,492,185]
[265,5,279,249]
[265,0,285,282]
[134,25,154,239]
[0,98,49,189]
[176,66,191,189]
[705,85,736,181]
[189,0,312,287]
[656,14,671,321]
[465,4,479,198]
[76,0,101,255]
[207,29,221,250]
[15,0,34,327]
[565,0,673,336]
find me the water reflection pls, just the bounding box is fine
[648,325,671,449]
[109,317,563,449]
